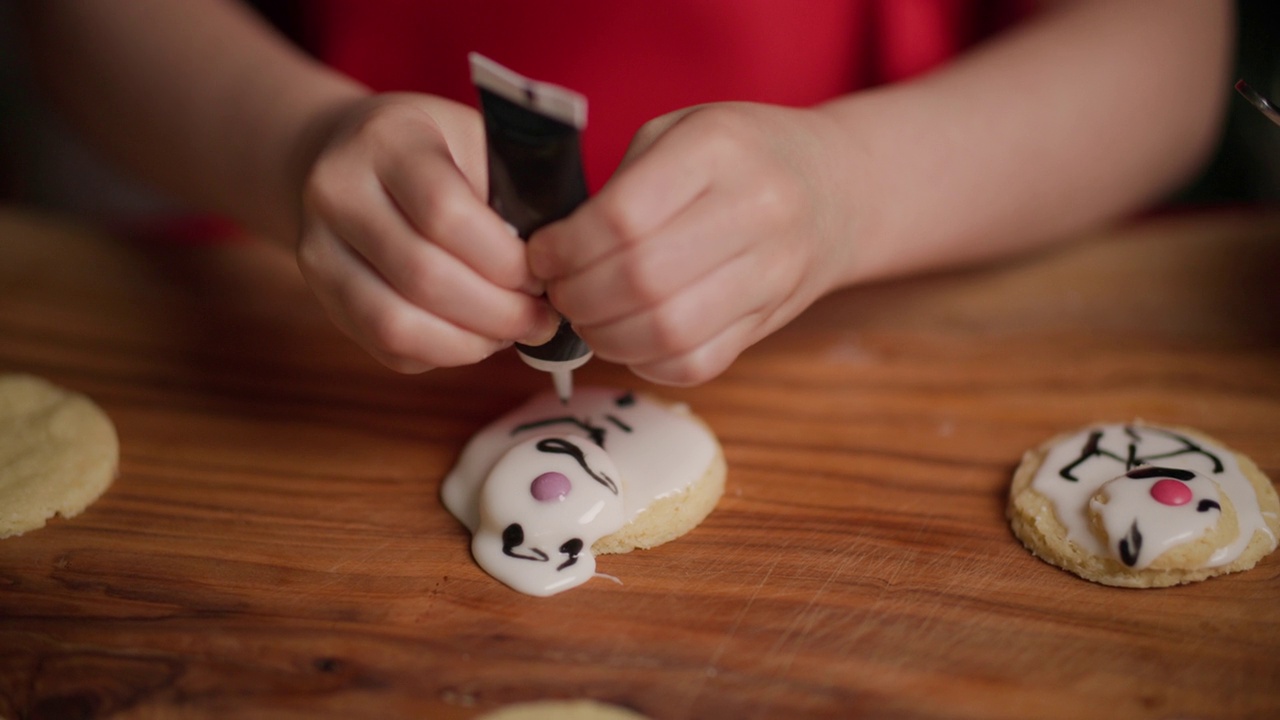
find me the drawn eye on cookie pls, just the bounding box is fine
[500,523,585,570]
[469,435,626,596]
[1089,466,1226,569]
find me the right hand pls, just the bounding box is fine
[296,93,559,373]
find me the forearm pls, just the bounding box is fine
[18,0,367,244]
[820,0,1233,285]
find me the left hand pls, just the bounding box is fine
[527,102,856,385]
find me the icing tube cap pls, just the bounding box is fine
[516,318,592,369]
[517,319,591,404]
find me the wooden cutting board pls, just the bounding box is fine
[1,206,1278,719]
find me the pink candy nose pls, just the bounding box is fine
[1150,478,1193,506]
[530,471,571,502]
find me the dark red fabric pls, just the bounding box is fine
[304,0,1029,190]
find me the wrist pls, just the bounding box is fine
[809,94,901,289]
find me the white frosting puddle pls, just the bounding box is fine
[442,387,718,596]
[1030,424,1275,570]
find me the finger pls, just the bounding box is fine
[545,187,764,328]
[622,207,803,387]
[627,313,762,387]
[310,154,555,342]
[378,144,540,295]
[354,208,554,342]
[526,112,714,281]
[310,101,539,296]
[574,251,770,367]
[297,221,511,371]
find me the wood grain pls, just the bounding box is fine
[1,205,1279,719]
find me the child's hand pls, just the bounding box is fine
[296,93,559,373]
[528,102,857,385]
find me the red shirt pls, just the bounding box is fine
[305,0,1028,190]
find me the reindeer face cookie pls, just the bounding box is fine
[442,387,725,596]
[1008,423,1279,588]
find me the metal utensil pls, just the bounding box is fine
[1235,79,1280,127]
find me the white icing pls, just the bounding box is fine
[442,387,719,595]
[1088,471,1223,569]
[1030,424,1276,569]
[471,436,625,596]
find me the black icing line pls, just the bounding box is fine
[1136,426,1225,473]
[512,416,608,447]
[1125,466,1196,481]
[1059,430,1117,481]
[1125,440,1140,470]
[536,437,619,495]
[500,524,586,574]
[1057,426,1226,482]
[1119,521,1143,567]
[502,523,549,563]
[557,538,584,571]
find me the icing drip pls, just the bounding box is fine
[1031,424,1276,570]
[442,387,719,596]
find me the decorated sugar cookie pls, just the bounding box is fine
[442,387,725,596]
[1008,423,1279,587]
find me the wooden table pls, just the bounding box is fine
[1,204,1278,720]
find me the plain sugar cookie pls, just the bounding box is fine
[0,374,119,538]
[1008,422,1279,587]
[441,387,725,596]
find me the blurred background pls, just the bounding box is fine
[0,0,1276,230]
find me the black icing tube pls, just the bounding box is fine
[470,52,591,403]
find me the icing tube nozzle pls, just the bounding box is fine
[471,52,592,403]
[552,368,574,405]
[515,319,591,404]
